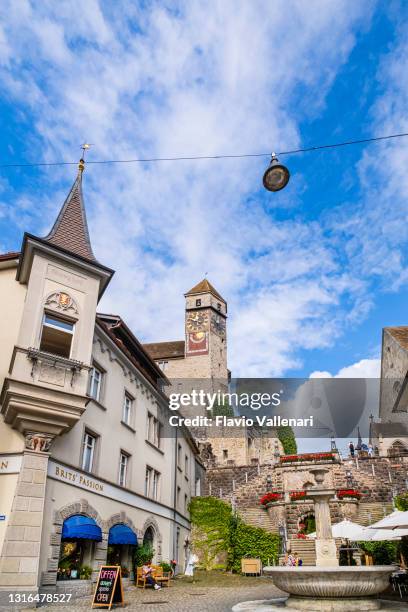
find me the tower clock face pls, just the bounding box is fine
[211,313,226,337]
[186,311,209,332]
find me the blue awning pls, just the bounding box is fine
[108,524,137,546]
[62,515,102,541]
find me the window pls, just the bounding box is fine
[176,486,181,507]
[82,432,96,472]
[195,299,201,307]
[177,443,182,467]
[122,393,133,426]
[195,477,201,496]
[40,313,74,358]
[223,449,228,460]
[119,452,129,487]
[184,494,188,513]
[184,454,189,478]
[147,413,161,448]
[158,360,168,371]
[89,366,103,401]
[145,466,160,500]
[217,302,221,311]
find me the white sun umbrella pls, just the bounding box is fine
[308,519,367,540]
[359,526,406,541]
[368,510,408,531]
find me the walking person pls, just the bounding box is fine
[349,441,355,458]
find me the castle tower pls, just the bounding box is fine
[144,278,228,388]
[184,279,228,383]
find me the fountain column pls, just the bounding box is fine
[308,467,338,567]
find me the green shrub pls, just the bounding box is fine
[79,565,93,579]
[395,493,408,511]
[133,543,155,567]
[159,562,172,573]
[229,523,279,572]
[358,541,399,565]
[211,399,234,418]
[189,496,280,572]
[277,426,297,455]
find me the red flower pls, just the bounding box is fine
[280,452,335,463]
[290,490,307,500]
[260,492,283,506]
[337,489,362,500]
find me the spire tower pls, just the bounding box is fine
[44,158,97,262]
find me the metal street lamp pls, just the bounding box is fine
[263,153,290,192]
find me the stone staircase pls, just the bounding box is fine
[286,539,316,565]
[237,506,279,533]
[355,502,394,526]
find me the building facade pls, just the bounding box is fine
[0,160,201,602]
[371,326,408,456]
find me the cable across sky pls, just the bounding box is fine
[1,131,408,169]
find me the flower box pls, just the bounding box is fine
[260,492,283,506]
[337,489,362,500]
[280,452,336,463]
[290,490,309,501]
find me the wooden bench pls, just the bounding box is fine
[136,566,171,588]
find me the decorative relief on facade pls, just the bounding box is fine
[25,433,53,453]
[45,291,79,315]
[38,362,66,386]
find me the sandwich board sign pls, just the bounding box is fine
[92,566,124,609]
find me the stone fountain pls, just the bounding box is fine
[233,467,402,612]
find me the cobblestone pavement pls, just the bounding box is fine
[24,579,285,612]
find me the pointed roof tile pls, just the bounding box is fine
[44,159,97,262]
[185,278,225,302]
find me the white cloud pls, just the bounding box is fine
[0,0,397,377]
[310,358,381,379]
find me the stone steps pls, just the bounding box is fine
[355,502,394,526]
[237,506,279,533]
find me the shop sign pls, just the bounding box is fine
[92,566,124,609]
[0,455,22,474]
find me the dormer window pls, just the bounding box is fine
[196,299,201,307]
[39,313,74,358]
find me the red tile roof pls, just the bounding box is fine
[185,278,225,302]
[0,251,19,261]
[143,340,185,360]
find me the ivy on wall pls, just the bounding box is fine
[229,522,280,572]
[277,426,297,455]
[189,496,280,571]
[211,399,234,418]
[395,493,408,511]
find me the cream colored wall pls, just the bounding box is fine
[16,253,100,382]
[0,266,26,453]
[0,473,19,555]
[51,328,197,517]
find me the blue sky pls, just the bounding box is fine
[0,1,408,384]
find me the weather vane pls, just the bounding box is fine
[80,143,93,159]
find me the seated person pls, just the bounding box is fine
[142,560,161,590]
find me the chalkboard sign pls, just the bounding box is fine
[92,566,124,609]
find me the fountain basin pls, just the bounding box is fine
[264,565,397,598]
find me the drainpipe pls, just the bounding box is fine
[172,426,178,571]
